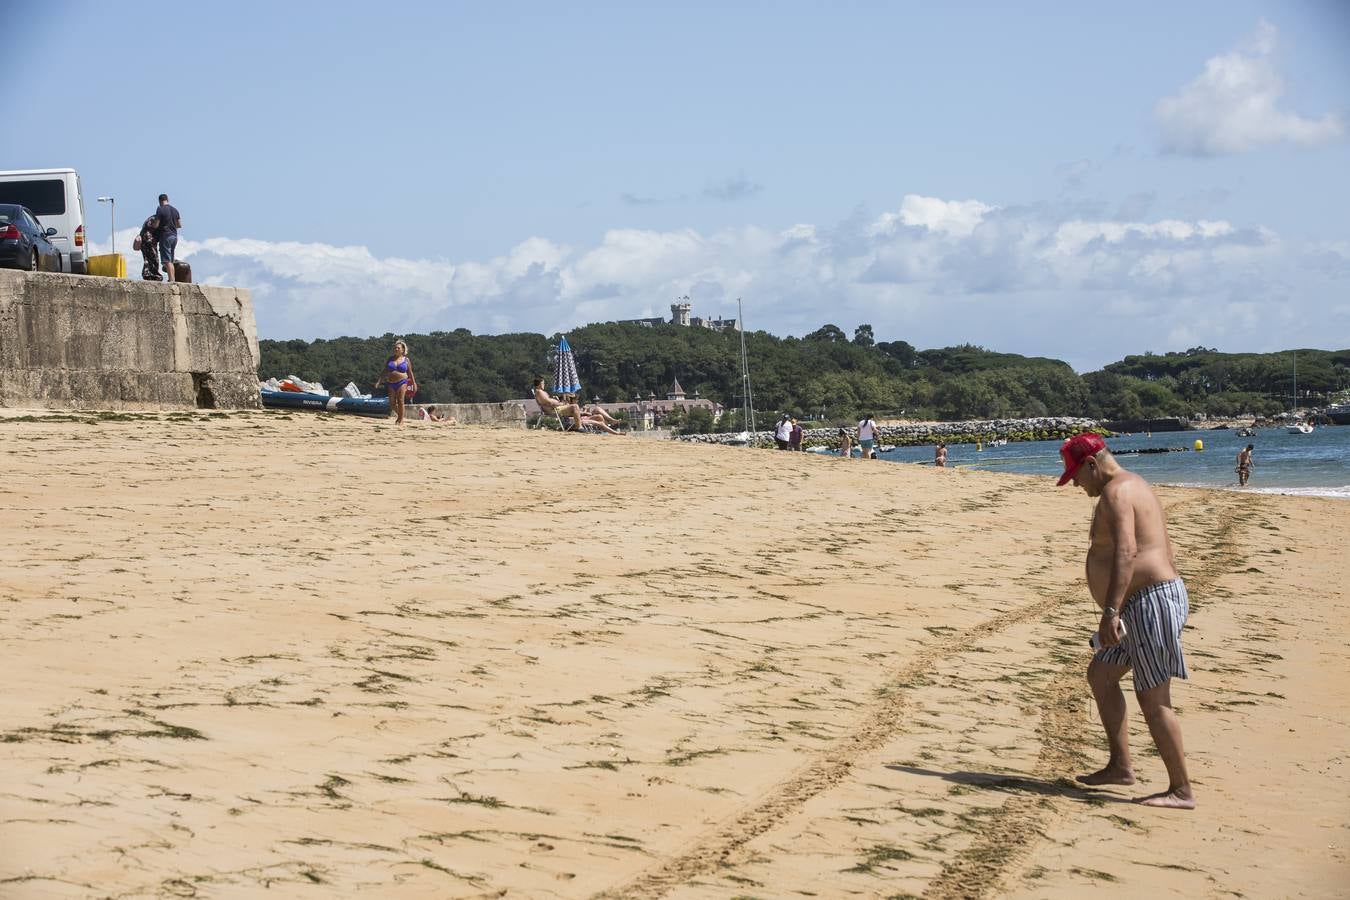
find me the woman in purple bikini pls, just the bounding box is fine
[374,339,417,425]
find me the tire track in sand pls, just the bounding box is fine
[598,490,1246,900]
[595,589,1082,899]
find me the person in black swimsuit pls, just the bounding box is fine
[374,340,417,425]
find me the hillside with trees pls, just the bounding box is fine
[259,325,1350,425]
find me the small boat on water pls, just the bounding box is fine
[1236,427,1257,437]
[1288,421,1314,435]
[261,389,390,418]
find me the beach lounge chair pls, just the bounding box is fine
[533,409,564,430]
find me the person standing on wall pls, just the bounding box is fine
[154,193,182,282]
[134,214,161,281]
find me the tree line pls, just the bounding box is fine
[259,324,1350,425]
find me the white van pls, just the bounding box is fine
[0,169,88,274]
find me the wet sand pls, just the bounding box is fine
[1,411,1346,898]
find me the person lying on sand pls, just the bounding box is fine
[1058,433,1196,810]
[580,414,622,435]
[580,403,622,427]
[419,405,458,425]
[570,401,622,435]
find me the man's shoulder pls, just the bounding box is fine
[1104,470,1163,513]
[1104,468,1147,489]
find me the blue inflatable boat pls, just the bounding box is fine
[260,390,390,418]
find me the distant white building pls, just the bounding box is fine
[615,297,739,332]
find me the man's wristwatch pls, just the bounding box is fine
[1102,607,1119,617]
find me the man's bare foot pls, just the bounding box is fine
[1076,765,1135,786]
[1138,788,1195,810]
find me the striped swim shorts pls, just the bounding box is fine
[1095,577,1190,693]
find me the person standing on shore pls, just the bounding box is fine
[774,414,792,450]
[376,340,417,425]
[789,417,803,451]
[1236,444,1254,486]
[153,194,182,282]
[857,415,879,459]
[1058,433,1195,810]
[838,428,852,458]
[935,442,947,467]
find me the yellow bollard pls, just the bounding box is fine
[1194,439,1204,451]
[87,254,126,278]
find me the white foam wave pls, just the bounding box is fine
[1165,481,1350,499]
[1241,485,1350,500]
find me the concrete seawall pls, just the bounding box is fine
[427,402,527,427]
[0,271,260,410]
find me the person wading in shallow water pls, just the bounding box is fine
[1236,443,1255,486]
[857,415,879,459]
[1058,433,1195,810]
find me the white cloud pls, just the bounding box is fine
[869,194,996,238]
[123,191,1345,373]
[1155,21,1344,156]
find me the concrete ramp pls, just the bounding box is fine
[0,271,260,410]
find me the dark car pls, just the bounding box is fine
[0,203,62,271]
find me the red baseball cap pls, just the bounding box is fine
[1057,433,1107,486]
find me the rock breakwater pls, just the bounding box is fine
[677,416,1103,450]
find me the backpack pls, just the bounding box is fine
[132,216,158,252]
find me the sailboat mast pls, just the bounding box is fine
[1292,352,1298,412]
[738,298,756,436]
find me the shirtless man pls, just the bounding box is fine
[532,377,587,430]
[1235,444,1254,486]
[934,442,947,467]
[1058,433,1195,810]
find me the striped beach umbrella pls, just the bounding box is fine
[553,336,582,396]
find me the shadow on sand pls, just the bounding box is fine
[886,765,1134,805]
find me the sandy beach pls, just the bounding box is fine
[1,411,1346,899]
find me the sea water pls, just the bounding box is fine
[876,426,1350,499]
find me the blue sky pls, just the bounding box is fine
[13,1,1350,371]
